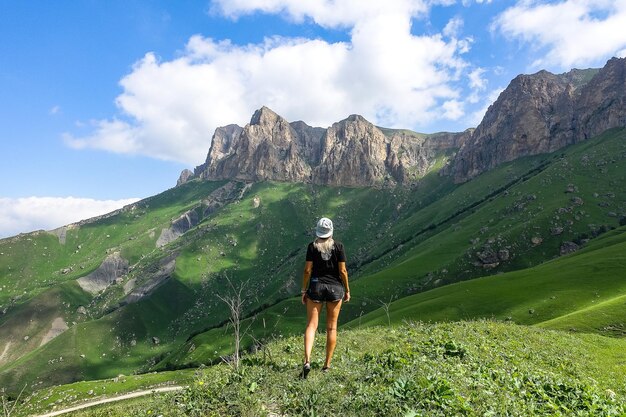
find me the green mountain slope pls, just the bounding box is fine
[160,128,626,369]
[1,128,624,395]
[351,226,626,330]
[1,180,435,391]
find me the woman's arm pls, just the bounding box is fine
[301,261,313,304]
[339,261,350,302]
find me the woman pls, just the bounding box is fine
[300,217,350,379]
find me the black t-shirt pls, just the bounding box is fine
[306,240,346,285]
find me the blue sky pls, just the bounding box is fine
[1,0,626,238]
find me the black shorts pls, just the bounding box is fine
[306,278,345,303]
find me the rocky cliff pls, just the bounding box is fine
[193,59,625,187]
[452,58,625,182]
[194,107,468,186]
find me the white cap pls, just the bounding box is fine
[315,217,333,238]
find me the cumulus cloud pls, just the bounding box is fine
[493,0,626,69]
[468,67,487,90]
[443,16,464,38]
[0,197,140,239]
[210,0,431,27]
[66,0,480,165]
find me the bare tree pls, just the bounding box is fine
[1,385,26,417]
[217,275,255,370]
[378,295,395,327]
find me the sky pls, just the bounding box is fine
[1,0,626,238]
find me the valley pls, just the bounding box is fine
[1,58,625,416]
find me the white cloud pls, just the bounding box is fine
[0,197,140,239]
[49,105,61,115]
[442,99,464,120]
[210,0,431,27]
[443,16,464,38]
[67,0,477,165]
[494,0,626,69]
[468,67,487,90]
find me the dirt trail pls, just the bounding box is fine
[34,386,184,417]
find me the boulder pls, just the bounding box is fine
[476,249,499,264]
[571,197,584,206]
[560,241,580,255]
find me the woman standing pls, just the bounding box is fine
[301,217,350,379]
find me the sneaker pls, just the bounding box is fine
[301,362,311,379]
[321,366,330,372]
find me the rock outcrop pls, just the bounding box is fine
[177,169,194,186]
[76,252,129,294]
[195,107,467,186]
[573,58,626,142]
[452,58,625,182]
[197,108,315,183]
[314,115,389,186]
[156,181,248,247]
[40,317,69,347]
[121,258,176,305]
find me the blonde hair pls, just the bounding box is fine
[313,237,334,256]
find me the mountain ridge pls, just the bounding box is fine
[452,58,625,182]
[189,58,625,187]
[193,106,470,187]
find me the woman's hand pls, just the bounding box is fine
[344,291,350,303]
[301,292,307,304]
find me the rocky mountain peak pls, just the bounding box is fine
[344,114,368,123]
[195,107,467,186]
[314,114,389,186]
[176,169,193,186]
[250,106,280,126]
[451,57,626,183]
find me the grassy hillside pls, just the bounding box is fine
[161,128,626,369]
[15,369,195,417]
[19,321,626,416]
[351,226,626,331]
[1,128,624,395]
[0,180,431,392]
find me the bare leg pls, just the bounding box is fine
[324,299,342,368]
[304,299,322,364]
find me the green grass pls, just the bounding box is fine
[160,222,626,369]
[30,321,626,416]
[0,180,226,306]
[15,369,195,417]
[350,226,626,331]
[2,128,625,397]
